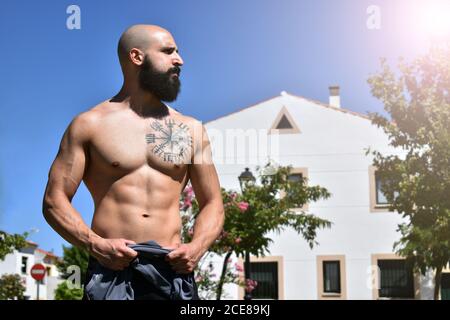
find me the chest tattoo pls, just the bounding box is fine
[145,118,193,164]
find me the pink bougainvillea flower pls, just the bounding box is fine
[237,201,249,212]
[183,198,192,209]
[235,263,244,272]
[195,275,203,282]
[245,279,258,293]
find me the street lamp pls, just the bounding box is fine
[238,167,256,191]
[238,167,256,300]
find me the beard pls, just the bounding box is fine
[138,56,181,102]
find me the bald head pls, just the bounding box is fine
[117,24,173,67]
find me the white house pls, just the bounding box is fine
[0,239,62,300]
[203,87,448,300]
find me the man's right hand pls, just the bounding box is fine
[89,238,138,271]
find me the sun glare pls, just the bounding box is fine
[419,0,450,39]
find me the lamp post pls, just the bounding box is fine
[238,167,256,300]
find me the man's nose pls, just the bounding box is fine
[173,52,184,66]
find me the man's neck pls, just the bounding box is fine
[113,83,169,118]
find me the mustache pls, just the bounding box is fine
[168,66,181,76]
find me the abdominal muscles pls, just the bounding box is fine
[90,180,184,249]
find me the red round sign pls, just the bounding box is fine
[30,263,46,281]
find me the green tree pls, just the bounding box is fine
[54,281,84,300]
[56,245,89,281]
[180,162,332,299]
[54,245,89,300]
[0,274,26,300]
[0,231,29,261]
[367,43,450,300]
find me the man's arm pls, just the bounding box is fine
[42,113,137,270]
[166,124,224,274]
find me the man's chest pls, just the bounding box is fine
[88,116,193,175]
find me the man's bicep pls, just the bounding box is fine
[186,122,221,206]
[46,117,89,200]
[192,124,213,166]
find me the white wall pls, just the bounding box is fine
[0,249,61,300]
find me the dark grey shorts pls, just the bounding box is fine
[82,255,200,300]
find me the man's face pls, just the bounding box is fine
[138,32,183,102]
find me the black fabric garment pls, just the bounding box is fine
[82,240,200,300]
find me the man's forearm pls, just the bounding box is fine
[190,201,224,256]
[43,194,101,252]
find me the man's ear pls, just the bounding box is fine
[129,48,144,66]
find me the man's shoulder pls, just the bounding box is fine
[67,101,108,139]
[168,108,203,129]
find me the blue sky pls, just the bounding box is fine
[0,0,445,256]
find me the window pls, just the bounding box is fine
[323,261,341,294]
[249,262,279,299]
[375,172,388,205]
[46,267,51,277]
[317,255,347,299]
[369,166,391,212]
[21,256,28,274]
[441,273,450,300]
[378,259,414,299]
[281,168,309,211]
[286,173,303,198]
[276,115,294,129]
[238,256,284,300]
[269,106,300,134]
[288,173,303,183]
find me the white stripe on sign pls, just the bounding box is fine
[32,270,45,274]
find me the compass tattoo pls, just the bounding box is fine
[145,118,193,164]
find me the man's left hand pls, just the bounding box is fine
[165,243,203,274]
